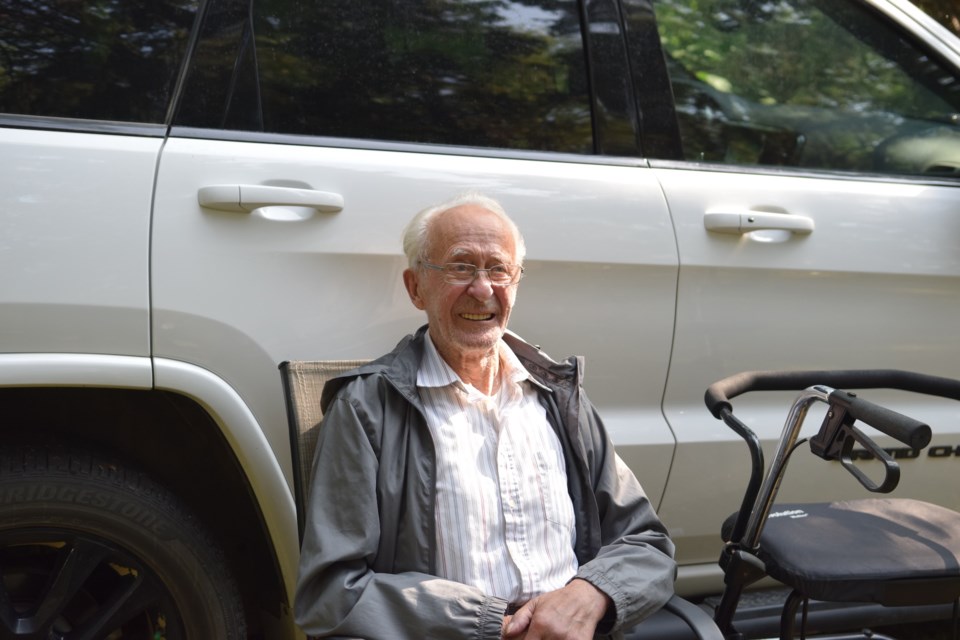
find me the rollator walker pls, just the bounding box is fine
[705,369,960,639]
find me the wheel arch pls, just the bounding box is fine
[0,353,299,638]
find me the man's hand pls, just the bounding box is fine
[501,578,612,639]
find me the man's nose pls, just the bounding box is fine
[466,271,495,299]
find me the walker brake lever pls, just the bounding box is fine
[809,400,901,493]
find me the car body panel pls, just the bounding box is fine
[0,353,153,389]
[150,138,681,598]
[0,128,155,356]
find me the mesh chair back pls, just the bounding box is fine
[279,359,368,543]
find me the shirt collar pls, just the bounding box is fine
[418,332,462,389]
[418,331,549,393]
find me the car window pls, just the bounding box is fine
[175,0,592,153]
[653,0,960,177]
[0,0,199,124]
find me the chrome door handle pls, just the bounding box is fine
[198,185,344,213]
[704,211,814,235]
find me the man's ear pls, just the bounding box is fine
[403,269,425,310]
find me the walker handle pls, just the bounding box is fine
[705,369,960,419]
[828,390,931,449]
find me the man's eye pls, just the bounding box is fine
[489,265,509,275]
[447,264,475,274]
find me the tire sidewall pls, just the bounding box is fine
[0,450,244,638]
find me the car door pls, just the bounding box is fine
[150,0,680,560]
[0,2,198,361]
[639,0,960,583]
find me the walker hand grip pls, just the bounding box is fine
[704,369,960,419]
[829,390,931,449]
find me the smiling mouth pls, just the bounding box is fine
[461,313,495,321]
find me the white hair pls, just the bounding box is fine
[401,192,527,268]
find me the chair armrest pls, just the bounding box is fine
[626,595,723,640]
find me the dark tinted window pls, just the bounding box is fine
[0,0,199,123]
[654,0,960,177]
[177,0,592,153]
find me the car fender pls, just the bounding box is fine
[153,357,299,601]
[0,353,300,604]
[0,353,153,389]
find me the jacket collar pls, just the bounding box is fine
[320,324,583,410]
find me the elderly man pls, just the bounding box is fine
[295,193,675,639]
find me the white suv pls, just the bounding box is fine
[1,0,959,637]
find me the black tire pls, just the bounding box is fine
[0,445,247,639]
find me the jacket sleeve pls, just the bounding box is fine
[572,393,677,634]
[294,393,509,639]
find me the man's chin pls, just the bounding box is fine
[454,326,505,351]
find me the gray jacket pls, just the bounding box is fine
[295,326,676,639]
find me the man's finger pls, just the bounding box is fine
[503,602,535,638]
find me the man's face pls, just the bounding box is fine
[403,204,520,365]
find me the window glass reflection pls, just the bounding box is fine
[180,0,592,153]
[0,0,199,123]
[654,0,960,177]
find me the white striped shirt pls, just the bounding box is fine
[417,333,578,603]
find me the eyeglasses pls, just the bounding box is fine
[419,260,524,286]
